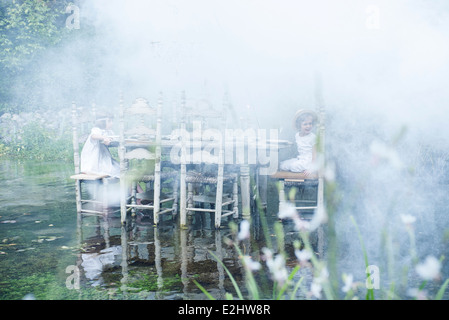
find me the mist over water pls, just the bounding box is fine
[13,0,449,294]
[53,0,449,132]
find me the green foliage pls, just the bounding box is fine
[0,0,73,112]
[0,0,64,70]
[125,272,182,293]
[0,142,10,157]
[0,120,72,161]
[0,271,115,300]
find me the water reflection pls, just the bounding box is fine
[74,205,325,300]
[75,212,246,299]
[0,159,323,300]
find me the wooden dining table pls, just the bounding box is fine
[117,134,293,218]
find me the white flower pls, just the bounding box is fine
[278,201,297,220]
[407,288,428,300]
[315,267,329,284]
[242,256,261,272]
[400,214,416,225]
[293,218,310,231]
[295,249,313,263]
[342,273,353,293]
[309,205,327,231]
[277,201,324,232]
[310,267,329,299]
[262,248,288,285]
[310,282,322,299]
[415,256,441,280]
[262,247,273,261]
[237,220,250,240]
[268,255,288,284]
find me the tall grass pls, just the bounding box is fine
[194,140,449,300]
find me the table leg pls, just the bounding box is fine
[257,169,268,209]
[240,165,251,218]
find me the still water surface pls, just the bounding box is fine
[0,160,317,300]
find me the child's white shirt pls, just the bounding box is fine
[295,132,316,162]
[279,132,316,172]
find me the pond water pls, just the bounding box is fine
[2,159,448,300]
[0,160,321,300]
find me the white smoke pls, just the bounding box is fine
[29,0,449,293]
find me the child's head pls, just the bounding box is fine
[293,109,317,135]
[95,113,114,130]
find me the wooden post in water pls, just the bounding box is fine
[71,102,82,214]
[214,148,224,228]
[180,91,188,228]
[119,93,127,224]
[153,92,163,225]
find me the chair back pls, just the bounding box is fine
[118,95,162,162]
[180,91,226,133]
[178,91,228,168]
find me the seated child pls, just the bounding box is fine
[279,109,317,177]
[80,114,120,178]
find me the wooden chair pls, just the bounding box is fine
[70,102,118,215]
[119,94,178,225]
[271,102,325,218]
[178,91,239,229]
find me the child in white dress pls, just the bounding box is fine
[279,109,317,177]
[80,115,120,178]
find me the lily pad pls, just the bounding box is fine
[1,220,17,224]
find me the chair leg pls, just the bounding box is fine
[102,178,108,214]
[187,183,194,210]
[120,178,128,224]
[180,165,187,228]
[317,177,324,210]
[172,178,179,216]
[215,165,224,229]
[240,165,251,217]
[278,179,286,212]
[154,170,161,226]
[232,180,239,219]
[75,179,82,214]
[130,181,137,216]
